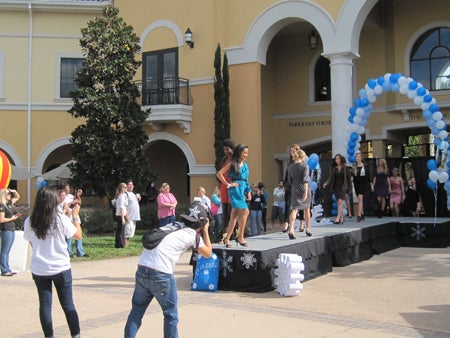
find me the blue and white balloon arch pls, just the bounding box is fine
[345,73,450,211]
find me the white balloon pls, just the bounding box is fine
[358,126,365,134]
[354,116,362,124]
[436,120,445,129]
[356,108,365,116]
[398,76,408,85]
[438,171,449,183]
[384,73,392,81]
[439,130,448,139]
[355,142,361,150]
[366,88,375,97]
[431,98,437,105]
[414,96,424,105]
[422,102,431,110]
[432,111,443,121]
[407,90,417,99]
[374,85,383,95]
[36,176,44,182]
[399,85,409,95]
[429,170,439,182]
[368,95,377,103]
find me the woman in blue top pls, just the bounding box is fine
[217,144,251,247]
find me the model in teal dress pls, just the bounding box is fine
[216,144,251,247]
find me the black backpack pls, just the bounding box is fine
[141,221,185,250]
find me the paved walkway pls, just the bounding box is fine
[1,246,450,337]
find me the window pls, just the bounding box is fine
[142,48,178,105]
[410,27,450,91]
[402,134,434,157]
[314,56,331,101]
[60,57,83,98]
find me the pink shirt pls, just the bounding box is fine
[157,192,177,219]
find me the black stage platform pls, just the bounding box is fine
[212,217,450,292]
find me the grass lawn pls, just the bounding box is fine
[70,229,145,261]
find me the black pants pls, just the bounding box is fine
[115,216,124,248]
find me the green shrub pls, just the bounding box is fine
[79,207,116,234]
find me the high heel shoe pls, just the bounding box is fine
[236,239,248,247]
[288,232,296,240]
[299,226,305,232]
[305,229,312,237]
[224,238,231,248]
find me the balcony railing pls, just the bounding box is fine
[135,77,192,106]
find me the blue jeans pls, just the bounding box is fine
[0,230,15,274]
[159,215,175,227]
[66,238,85,257]
[250,210,262,236]
[32,269,80,337]
[124,265,178,338]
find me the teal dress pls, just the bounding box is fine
[227,162,251,209]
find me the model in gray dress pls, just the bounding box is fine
[288,161,311,210]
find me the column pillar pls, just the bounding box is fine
[325,53,357,158]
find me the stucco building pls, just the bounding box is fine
[1,0,449,205]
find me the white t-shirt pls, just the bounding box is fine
[23,213,77,276]
[138,227,204,274]
[115,193,128,216]
[126,191,141,221]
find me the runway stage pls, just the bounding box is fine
[212,217,450,292]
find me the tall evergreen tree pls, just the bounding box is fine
[213,44,231,170]
[68,6,152,198]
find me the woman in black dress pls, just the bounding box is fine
[352,153,371,222]
[324,154,352,224]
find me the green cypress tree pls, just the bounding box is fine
[213,44,231,170]
[68,6,152,198]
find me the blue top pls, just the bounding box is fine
[227,162,251,209]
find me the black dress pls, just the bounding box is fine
[353,165,370,195]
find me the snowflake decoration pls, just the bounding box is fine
[192,282,198,289]
[203,270,209,276]
[410,224,426,240]
[208,283,215,291]
[221,251,233,277]
[240,252,257,269]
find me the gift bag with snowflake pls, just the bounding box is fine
[191,253,219,292]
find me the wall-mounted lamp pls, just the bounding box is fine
[184,28,194,48]
[308,29,318,50]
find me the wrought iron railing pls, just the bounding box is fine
[134,77,192,106]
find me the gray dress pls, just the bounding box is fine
[287,161,311,210]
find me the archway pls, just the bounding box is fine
[345,73,450,211]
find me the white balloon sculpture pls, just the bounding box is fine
[346,73,450,211]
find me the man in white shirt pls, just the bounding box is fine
[124,202,212,338]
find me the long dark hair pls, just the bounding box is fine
[230,144,248,173]
[30,188,59,240]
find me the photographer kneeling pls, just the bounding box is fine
[124,202,212,338]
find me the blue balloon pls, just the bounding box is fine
[431,127,440,136]
[427,159,437,171]
[445,180,450,191]
[423,94,433,103]
[354,98,363,107]
[417,87,426,96]
[389,74,399,84]
[429,104,440,113]
[349,106,357,116]
[349,154,355,163]
[391,83,400,92]
[347,148,355,156]
[332,201,338,209]
[308,158,318,169]
[359,89,368,98]
[376,76,385,85]
[360,97,369,107]
[427,178,437,190]
[351,132,359,142]
[367,78,376,89]
[310,180,318,192]
[423,110,432,119]
[331,209,338,216]
[310,153,319,161]
[408,81,418,90]
[382,81,391,92]
[348,116,354,123]
[348,140,356,148]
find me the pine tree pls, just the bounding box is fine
[68,6,152,198]
[213,44,231,170]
